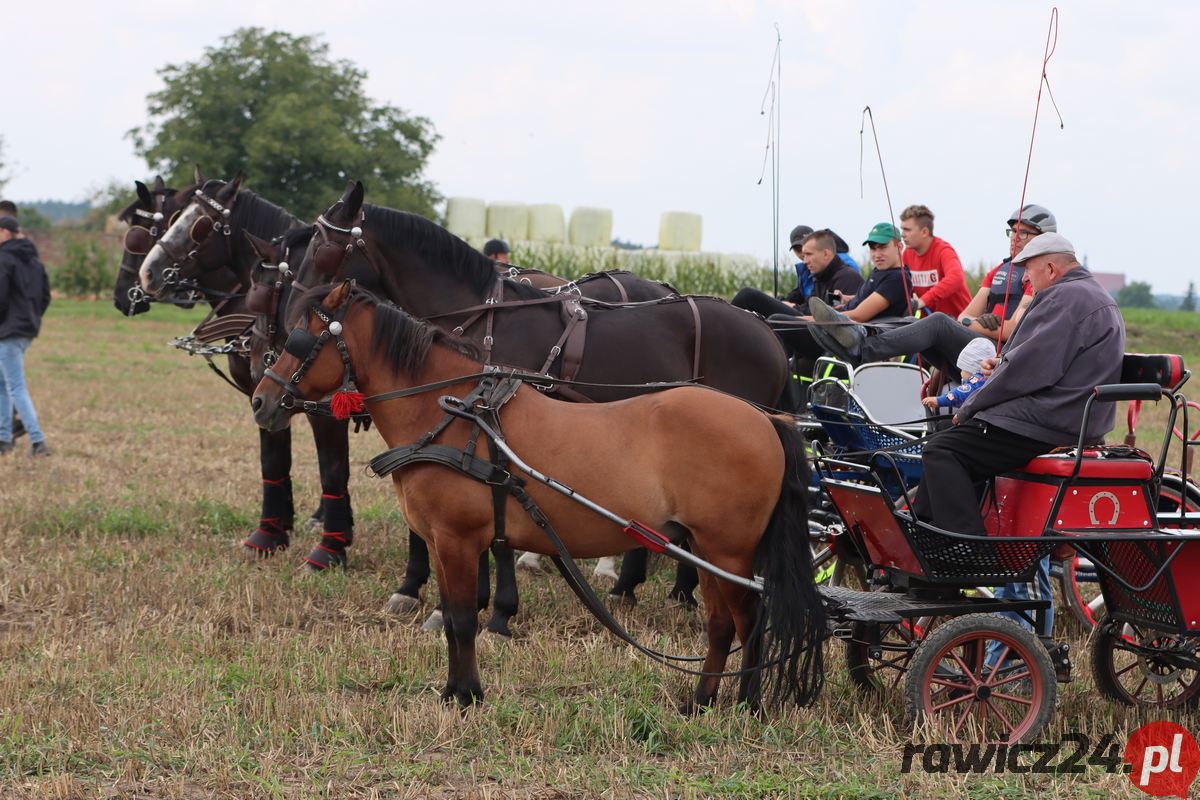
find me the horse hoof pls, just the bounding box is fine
[485,618,513,638]
[385,593,421,614]
[607,590,637,607]
[302,544,348,571]
[516,552,544,572]
[441,684,484,708]
[592,556,619,582]
[667,589,699,610]
[420,609,444,632]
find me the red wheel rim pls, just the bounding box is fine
[919,628,1046,743]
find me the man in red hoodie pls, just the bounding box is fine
[899,204,970,317]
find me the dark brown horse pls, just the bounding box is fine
[136,175,357,569]
[252,281,824,710]
[112,176,199,316]
[289,182,789,630]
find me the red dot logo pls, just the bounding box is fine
[1125,721,1200,797]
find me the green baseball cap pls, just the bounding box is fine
[863,222,899,245]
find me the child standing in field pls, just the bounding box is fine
[921,337,996,411]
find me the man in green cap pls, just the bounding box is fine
[804,222,913,321]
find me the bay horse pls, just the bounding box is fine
[251,281,825,710]
[136,175,357,569]
[290,182,789,628]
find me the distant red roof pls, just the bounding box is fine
[1091,272,1126,292]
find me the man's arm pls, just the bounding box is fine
[844,292,891,322]
[0,257,12,323]
[958,286,990,321]
[916,247,967,310]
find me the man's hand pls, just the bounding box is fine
[921,396,940,410]
[782,300,796,308]
[980,357,999,377]
[976,313,1001,331]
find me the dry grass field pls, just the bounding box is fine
[1,301,1197,799]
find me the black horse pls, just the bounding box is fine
[288,181,789,637]
[137,175,357,569]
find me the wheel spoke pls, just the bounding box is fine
[985,646,1011,684]
[1114,661,1141,678]
[1133,675,1150,698]
[990,669,1031,689]
[985,698,1018,737]
[950,652,982,686]
[991,691,1034,706]
[931,692,974,713]
[952,696,975,737]
[931,676,973,690]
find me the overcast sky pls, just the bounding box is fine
[4,1,1196,292]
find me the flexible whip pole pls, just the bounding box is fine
[996,7,1064,351]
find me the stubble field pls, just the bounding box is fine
[1,300,1197,799]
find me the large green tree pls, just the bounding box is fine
[129,28,441,220]
[1115,280,1156,309]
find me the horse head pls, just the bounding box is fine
[113,177,199,314]
[140,172,243,297]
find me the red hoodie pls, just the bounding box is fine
[902,236,971,317]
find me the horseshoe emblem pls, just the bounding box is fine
[1088,491,1121,526]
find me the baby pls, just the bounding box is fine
[921,337,996,411]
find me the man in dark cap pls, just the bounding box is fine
[0,215,51,456]
[731,224,861,319]
[0,201,27,441]
[482,238,511,264]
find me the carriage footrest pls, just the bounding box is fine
[819,585,1049,625]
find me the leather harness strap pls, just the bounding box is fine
[686,296,702,381]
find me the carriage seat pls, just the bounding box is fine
[1018,449,1154,481]
[1011,353,1184,483]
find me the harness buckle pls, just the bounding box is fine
[483,335,494,348]
[279,394,295,409]
[549,345,561,358]
[451,326,465,336]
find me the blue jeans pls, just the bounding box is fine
[0,337,45,444]
[987,554,1054,666]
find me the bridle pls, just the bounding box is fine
[154,189,236,291]
[263,300,364,419]
[310,212,387,279]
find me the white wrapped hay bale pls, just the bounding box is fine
[568,207,613,248]
[445,197,486,240]
[658,211,702,253]
[486,202,529,241]
[528,204,565,244]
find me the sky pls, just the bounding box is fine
[4,0,1197,292]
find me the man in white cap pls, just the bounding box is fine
[911,231,1124,535]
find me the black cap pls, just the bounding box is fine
[483,238,510,257]
[0,216,19,233]
[788,225,813,248]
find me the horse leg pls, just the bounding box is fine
[485,541,519,638]
[434,534,486,707]
[609,547,648,605]
[387,531,431,614]
[302,417,353,571]
[476,550,491,611]
[680,568,737,715]
[724,584,763,712]
[668,545,700,609]
[242,425,294,557]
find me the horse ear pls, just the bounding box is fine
[152,175,166,192]
[219,171,244,203]
[342,180,364,219]
[135,181,153,208]
[244,231,276,262]
[193,164,205,184]
[327,278,355,309]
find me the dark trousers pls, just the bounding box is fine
[912,420,1054,536]
[862,312,984,376]
[731,287,798,320]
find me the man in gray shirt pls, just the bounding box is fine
[912,232,1125,534]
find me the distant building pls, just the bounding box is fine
[1091,272,1126,294]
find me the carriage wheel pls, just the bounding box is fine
[846,618,935,693]
[1090,616,1200,709]
[904,614,1056,744]
[1060,553,1104,630]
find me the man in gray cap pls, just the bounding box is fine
[911,232,1124,537]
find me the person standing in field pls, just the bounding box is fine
[899,204,971,317]
[482,238,511,264]
[0,201,27,442]
[0,215,51,456]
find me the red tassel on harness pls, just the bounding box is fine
[331,389,365,420]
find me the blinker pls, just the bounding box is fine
[283,328,319,359]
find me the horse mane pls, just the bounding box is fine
[295,283,480,378]
[278,225,316,258]
[201,179,300,238]
[361,204,545,301]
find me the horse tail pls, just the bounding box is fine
[753,417,826,707]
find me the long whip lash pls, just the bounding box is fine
[757,24,783,298]
[997,7,1064,351]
